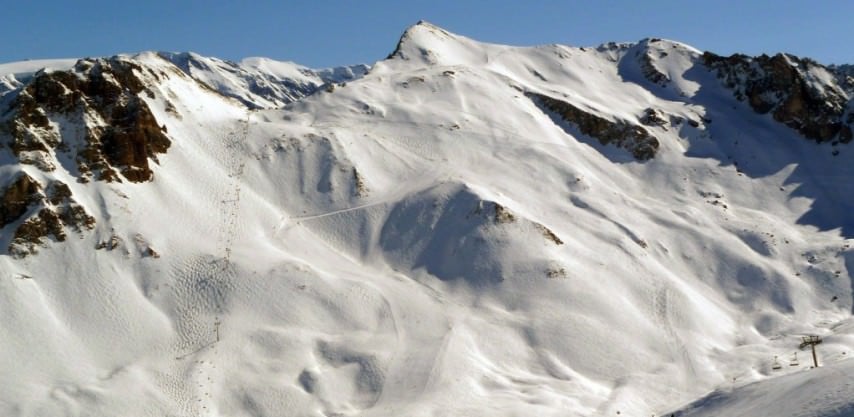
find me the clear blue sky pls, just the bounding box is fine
[3,1,852,68]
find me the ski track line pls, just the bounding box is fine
[163,110,253,416]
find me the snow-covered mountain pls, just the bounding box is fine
[1,21,853,417]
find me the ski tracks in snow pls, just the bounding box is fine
[653,283,699,383]
[164,111,253,415]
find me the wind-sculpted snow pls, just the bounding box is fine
[1,20,854,417]
[159,52,369,109]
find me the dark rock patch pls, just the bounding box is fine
[1,56,171,182]
[0,173,42,227]
[639,50,669,86]
[703,52,851,143]
[535,223,564,245]
[639,107,668,127]
[529,92,659,160]
[353,168,368,197]
[493,203,516,224]
[2,174,95,258]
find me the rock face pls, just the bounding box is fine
[638,39,670,86]
[0,173,95,257]
[529,92,659,160]
[0,56,171,182]
[830,64,854,95]
[639,107,668,127]
[703,52,852,143]
[0,173,42,227]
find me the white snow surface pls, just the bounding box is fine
[1,21,854,417]
[157,51,369,108]
[673,354,854,417]
[0,58,77,97]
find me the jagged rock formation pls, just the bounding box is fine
[0,57,171,182]
[0,173,94,257]
[703,52,852,143]
[830,64,854,94]
[529,92,659,160]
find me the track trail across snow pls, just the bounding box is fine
[163,110,253,416]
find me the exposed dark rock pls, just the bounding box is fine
[46,181,72,205]
[640,108,668,127]
[639,50,669,86]
[2,175,95,257]
[99,95,171,182]
[535,224,564,245]
[142,246,160,258]
[46,180,96,232]
[493,203,516,224]
[10,208,66,257]
[1,56,171,182]
[95,234,123,251]
[0,173,42,227]
[529,92,659,160]
[829,64,854,95]
[471,200,517,224]
[546,267,567,278]
[470,200,562,245]
[353,168,368,197]
[703,52,852,143]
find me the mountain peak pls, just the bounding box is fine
[386,21,480,65]
[3,27,854,417]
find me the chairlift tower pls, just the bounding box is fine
[799,335,822,368]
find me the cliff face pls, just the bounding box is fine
[0,57,174,256]
[1,57,171,183]
[0,173,94,257]
[529,92,660,161]
[703,52,852,143]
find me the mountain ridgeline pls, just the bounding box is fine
[1,22,853,417]
[1,28,851,257]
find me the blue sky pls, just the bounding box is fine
[3,1,852,68]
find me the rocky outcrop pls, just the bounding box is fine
[830,64,854,95]
[529,92,659,160]
[638,39,670,86]
[639,107,668,127]
[0,56,171,182]
[0,173,95,258]
[0,173,42,227]
[470,200,562,245]
[703,52,852,143]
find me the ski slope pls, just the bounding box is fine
[0,21,853,417]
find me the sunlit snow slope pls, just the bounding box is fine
[1,21,854,417]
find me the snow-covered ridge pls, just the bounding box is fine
[2,21,854,417]
[158,52,369,109]
[0,52,370,110]
[0,58,78,97]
